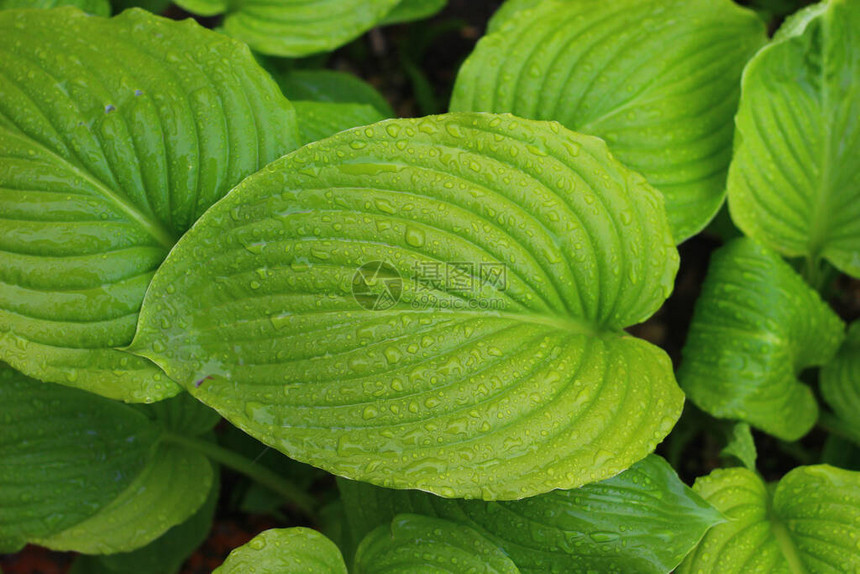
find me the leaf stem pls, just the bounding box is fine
[163,432,317,517]
[803,255,825,292]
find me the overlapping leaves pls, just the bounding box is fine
[678,238,844,440]
[728,0,860,278]
[339,455,722,574]
[0,366,217,554]
[355,515,520,574]
[131,113,682,500]
[678,465,860,573]
[451,0,767,241]
[214,528,348,574]
[821,320,860,443]
[173,0,401,57]
[0,8,298,401]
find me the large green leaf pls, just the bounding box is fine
[355,514,520,574]
[678,465,860,573]
[339,455,722,574]
[678,238,844,440]
[0,366,215,553]
[293,101,388,146]
[173,0,401,57]
[821,320,860,441]
[0,8,298,402]
[0,0,109,14]
[130,113,682,500]
[69,474,219,574]
[380,0,447,25]
[451,0,767,242]
[728,0,860,278]
[273,69,394,117]
[213,528,348,574]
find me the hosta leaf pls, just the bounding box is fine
[293,101,388,146]
[174,0,401,57]
[0,366,214,553]
[213,528,348,574]
[678,465,860,574]
[69,475,219,574]
[380,0,447,25]
[451,0,767,242]
[728,0,860,277]
[273,69,394,117]
[130,113,682,500]
[821,320,860,440]
[720,422,757,471]
[37,442,213,553]
[339,455,722,574]
[0,365,154,552]
[678,238,844,440]
[139,390,221,436]
[0,0,109,15]
[0,8,298,401]
[355,514,520,574]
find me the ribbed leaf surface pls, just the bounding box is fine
[678,465,860,573]
[381,0,447,25]
[355,514,520,574]
[0,8,298,401]
[451,0,766,241]
[678,238,844,440]
[728,0,860,277]
[0,0,108,14]
[0,366,215,553]
[0,365,155,552]
[293,101,387,146]
[821,321,860,440]
[214,528,347,574]
[274,69,394,117]
[339,455,722,574]
[131,113,682,500]
[174,0,401,57]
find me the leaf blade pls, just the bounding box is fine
[339,455,722,574]
[0,8,299,401]
[678,238,844,440]
[451,0,767,241]
[214,528,348,574]
[728,0,860,276]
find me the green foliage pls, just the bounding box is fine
[678,238,844,440]
[214,528,348,574]
[720,422,758,470]
[355,514,520,574]
[678,465,860,573]
[130,113,682,499]
[821,320,860,442]
[273,69,395,117]
[339,455,722,574]
[380,0,447,25]
[1,0,860,571]
[68,475,219,574]
[728,0,860,278]
[0,0,109,15]
[293,101,388,146]
[0,366,216,553]
[451,0,767,241]
[0,7,299,402]
[173,0,401,57]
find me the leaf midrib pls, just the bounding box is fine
[806,8,835,264]
[23,131,178,251]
